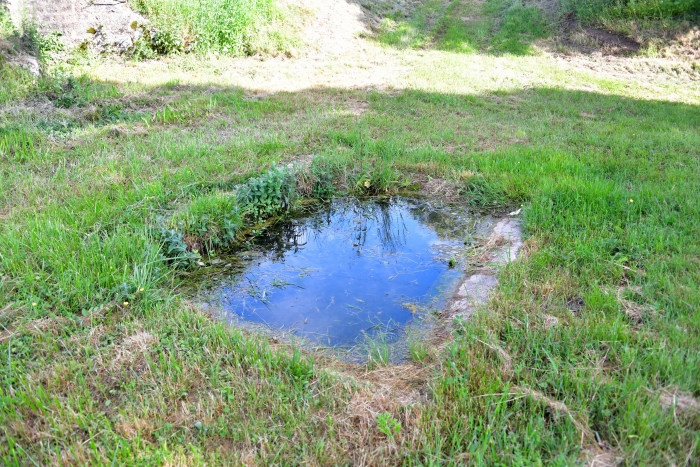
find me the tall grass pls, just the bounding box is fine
[564,0,700,23]
[0,8,33,103]
[0,64,35,104]
[130,0,295,55]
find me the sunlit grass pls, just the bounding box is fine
[130,0,296,55]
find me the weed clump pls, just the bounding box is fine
[171,192,242,252]
[376,413,402,441]
[155,166,300,265]
[237,166,297,220]
[152,156,494,269]
[296,157,341,199]
[158,227,200,267]
[158,192,242,266]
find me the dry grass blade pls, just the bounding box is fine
[657,386,700,415]
[512,386,592,442]
[112,331,159,370]
[616,287,657,323]
[581,448,624,467]
[475,338,513,377]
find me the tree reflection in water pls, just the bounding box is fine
[216,197,479,348]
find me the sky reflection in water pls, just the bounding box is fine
[218,198,470,347]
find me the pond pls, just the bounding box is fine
[199,197,491,355]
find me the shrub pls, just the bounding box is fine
[150,28,184,55]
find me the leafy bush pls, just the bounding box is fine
[236,167,297,220]
[150,29,184,55]
[130,0,295,56]
[129,35,157,60]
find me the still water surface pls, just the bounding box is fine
[214,197,478,347]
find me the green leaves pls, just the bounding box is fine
[158,227,200,267]
[377,413,402,441]
[236,166,297,220]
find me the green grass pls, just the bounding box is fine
[375,0,447,49]
[407,334,430,363]
[565,0,700,23]
[0,11,34,104]
[1,5,700,464]
[559,0,700,48]
[2,78,698,464]
[129,0,296,55]
[376,0,553,55]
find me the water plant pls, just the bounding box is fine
[408,336,429,363]
[364,332,391,368]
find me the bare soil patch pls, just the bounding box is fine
[658,386,700,415]
[561,13,640,56]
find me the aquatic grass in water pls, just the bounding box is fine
[205,197,484,351]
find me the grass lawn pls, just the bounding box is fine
[1,0,699,465]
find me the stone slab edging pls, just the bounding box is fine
[449,213,523,320]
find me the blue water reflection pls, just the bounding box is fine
[218,197,469,347]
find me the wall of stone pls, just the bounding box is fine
[3,0,146,51]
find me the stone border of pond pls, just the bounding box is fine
[447,214,523,322]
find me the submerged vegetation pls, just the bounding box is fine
[1,0,699,464]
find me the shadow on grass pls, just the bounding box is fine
[369,0,554,56]
[364,0,699,57]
